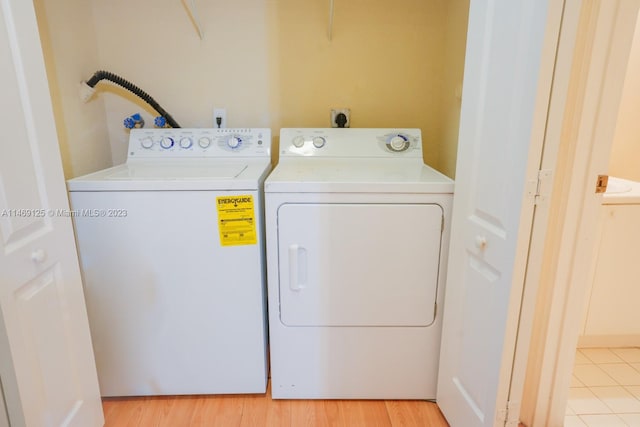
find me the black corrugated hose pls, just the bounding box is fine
[86,70,181,128]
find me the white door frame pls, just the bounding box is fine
[519,1,640,425]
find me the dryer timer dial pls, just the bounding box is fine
[387,134,410,152]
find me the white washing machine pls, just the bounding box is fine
[67,128,271,396]
[265,128,454,399]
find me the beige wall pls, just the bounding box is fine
[37,0,468,176]
[440,1,469,178]
[33,0,112,179]
[609,15,640,182]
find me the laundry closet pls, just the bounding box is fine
[28,0,470,405]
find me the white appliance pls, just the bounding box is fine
[67,128,271,396]
[265,128,454,399]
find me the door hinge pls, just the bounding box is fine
[526,169,553,205]
[595,174,608,193]
[497,400,520,426]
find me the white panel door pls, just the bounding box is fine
[0,1,103,426]
[437,0,554,426]
[278,203,444,327]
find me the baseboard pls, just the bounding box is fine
[577,334,640,348]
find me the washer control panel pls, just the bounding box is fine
[128,128,271,158]
[280,128,422,158]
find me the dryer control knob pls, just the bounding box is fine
[292,136,305,148]
[179,137,193,149]
[227,136,242,149]
[160,137,175,149]
[312,137,326,148]
[140,137,154,149]
[198,136,212,148]
[388,135,409,152]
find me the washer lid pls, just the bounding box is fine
[265,158,454,193]
[67,159,271,191]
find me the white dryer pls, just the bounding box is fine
[67,128,271,396]
[265,128,454,399]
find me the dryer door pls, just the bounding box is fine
[277,203,444,327]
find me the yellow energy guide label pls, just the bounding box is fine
[216,195,257,246]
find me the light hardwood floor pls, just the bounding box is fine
[102,382,449,427]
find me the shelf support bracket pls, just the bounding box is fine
[182,0,204,40]
[328,0,334,41]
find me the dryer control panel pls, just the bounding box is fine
[280,128,422,158]
[128,128,271,159]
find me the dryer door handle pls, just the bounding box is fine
[289,244,307,291]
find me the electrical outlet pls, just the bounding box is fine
[214,107,227,128]
[331,108,350,128]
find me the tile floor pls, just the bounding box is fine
[566,347,640,426]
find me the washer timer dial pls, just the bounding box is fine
[227,136,242,149]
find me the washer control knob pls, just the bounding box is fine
[179,137,193,149]
[388,134,410,152]
[292,136,305,148]
[160,137,175,149]
[198,136,212,148]
[140,137,154,149]
[227,136,242,149]
[312,137,326,148]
